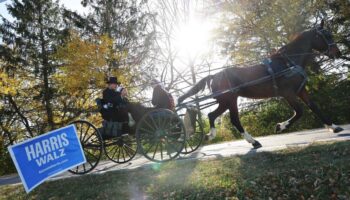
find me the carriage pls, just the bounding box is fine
[68,103,205,175]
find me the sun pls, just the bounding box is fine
[173,19,213,59]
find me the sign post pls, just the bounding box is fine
[8,124,86,193]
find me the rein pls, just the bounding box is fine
[316,28,337,55]
[177,65,307,109]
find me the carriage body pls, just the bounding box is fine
[68,99,205,175]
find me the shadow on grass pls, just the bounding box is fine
[1,141,350,200]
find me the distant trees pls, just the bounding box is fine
[0,0,155,175]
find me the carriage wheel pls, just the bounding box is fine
[104,134,138,163]
[181,118,205,154]
[136,109,186,162]
[68,120,103,174]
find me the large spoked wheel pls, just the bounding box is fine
[181,117,205,154]
[136,109,186,162]
[104,134,138,163]
[68,120,103,174]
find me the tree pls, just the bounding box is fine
[0,0,66,135]
[81,0,156,89]
[53,32,129,125]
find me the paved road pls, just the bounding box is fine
[1,124,350,186]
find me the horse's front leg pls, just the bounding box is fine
[228,100,262,149]
[207,102,227,140]
[276,95,303,133]
[298,89,343,133]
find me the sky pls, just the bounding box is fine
[0,0,88,22]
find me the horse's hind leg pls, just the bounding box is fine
[276,95,303,133]
[207,101,228,140]
[298,89,343,133]
[228,99,262,149]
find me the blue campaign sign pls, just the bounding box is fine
[8,124,86,193]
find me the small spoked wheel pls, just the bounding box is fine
[182,118,205,154]
[136,109,186,162]
[104,135,138,163]
[68,120,103,174]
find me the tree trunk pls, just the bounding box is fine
[8,96,34,137]
[39,11,55,130]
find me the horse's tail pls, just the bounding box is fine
[178,75,214,104]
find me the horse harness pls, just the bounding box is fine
[263,54,307,95]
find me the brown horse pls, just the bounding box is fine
[178,21,343,149]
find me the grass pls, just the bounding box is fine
[1,141,350,200]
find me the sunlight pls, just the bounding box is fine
[173,19,213,59]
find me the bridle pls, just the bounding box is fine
[315,27,337,55]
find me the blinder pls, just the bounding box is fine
[315,27,336,55]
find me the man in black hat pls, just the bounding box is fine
[102,76,129,122]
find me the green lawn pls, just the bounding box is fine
[1,141,350,200]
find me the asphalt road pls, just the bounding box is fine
[1,124,350,186]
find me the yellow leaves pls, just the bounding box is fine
[0,71,17,96]
[55,31,127,94]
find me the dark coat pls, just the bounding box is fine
[152,85,174,110]
[103,88,128,107]
[102,88,128,121]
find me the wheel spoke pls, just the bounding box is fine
[148,115,159,130]
[116,147,121,162]
[83,131,95,144]
[160,142,163,160]
[80,123,89,143]
[152,142,159,159]
[83,164,86,172]
[123,146,132,158]
[124,144,136,156]
[111,146,119,160]
[166,122,182,131]
[144,141,156,155]
[185,140,194,151]
[139,127,155,135]
[121,146,126,162]
[84,125,91,139]
[87,160,94,168]
[167,141,179,152]
[84,149,99,160]
[143,118,156,131]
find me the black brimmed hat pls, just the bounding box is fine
[106,76,120,84]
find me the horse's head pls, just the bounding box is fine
[310,20,341,59]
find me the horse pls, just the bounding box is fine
[177,20,343,149]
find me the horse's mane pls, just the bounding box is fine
[270,30,311,58]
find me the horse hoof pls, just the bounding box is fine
[275,124,282,133]
[253,141,262,149]
[205,134,215,141]
[333,127,344,133]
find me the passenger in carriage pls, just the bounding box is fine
[151,79,175,111]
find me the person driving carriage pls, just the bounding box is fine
[100,76,135,137]
[102,77,128,120]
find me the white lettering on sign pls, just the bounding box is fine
[35,148,66,167]
[24,133,69,166]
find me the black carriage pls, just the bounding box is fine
[68,100,205,175]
